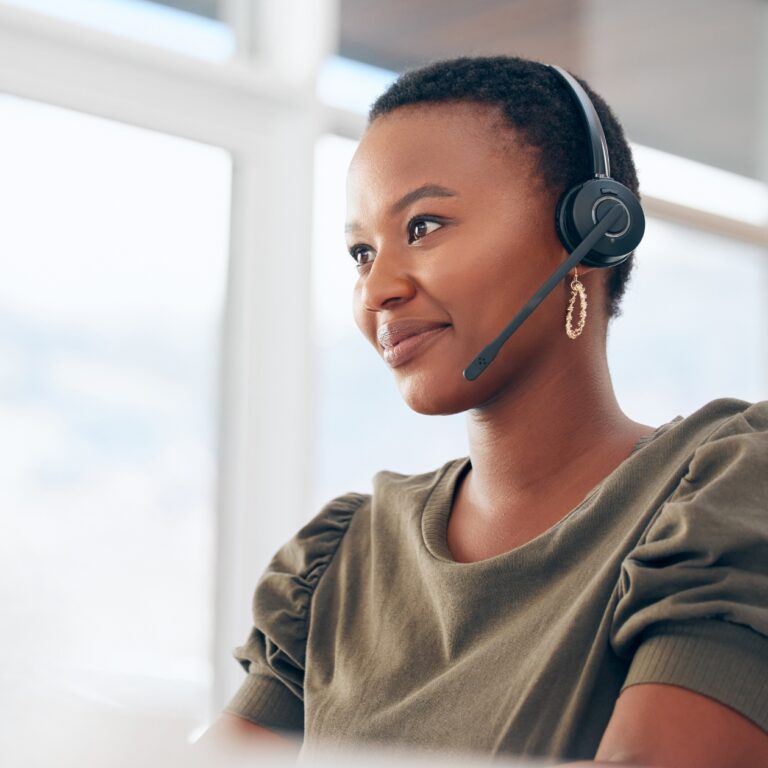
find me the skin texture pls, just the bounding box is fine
[344,101,768,766]
[593,684,768,767]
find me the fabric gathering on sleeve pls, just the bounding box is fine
[224,491,368,733]
[610,401,768,733]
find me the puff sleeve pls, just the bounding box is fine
[610,401,768,732]
[224,492,368,732]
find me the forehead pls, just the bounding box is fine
[346,102,539,208]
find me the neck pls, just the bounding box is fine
[462,331,651,518]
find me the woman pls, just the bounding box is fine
[203,57,768,766]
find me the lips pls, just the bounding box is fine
[376,319,451,368]
[377,319,451,349]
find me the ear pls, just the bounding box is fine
[569,263,600,277]
[556,242,601,279]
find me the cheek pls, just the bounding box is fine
[352,284,376,346]
[478,206,560,283]
[437,221,562,353]
[432,223,536,312]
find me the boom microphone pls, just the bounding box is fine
[462,202,624,382]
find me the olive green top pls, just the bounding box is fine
[225,397,768,763]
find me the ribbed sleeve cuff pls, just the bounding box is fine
[224,673,304,732]
[622,618,768,733]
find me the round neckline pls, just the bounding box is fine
[420,415,683,566]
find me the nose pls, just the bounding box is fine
[358,246,417,312]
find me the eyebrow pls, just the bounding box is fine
[345,184,459,235]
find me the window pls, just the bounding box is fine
[0,94,230,719]
[2,0,234,60]
[608,217,768,424]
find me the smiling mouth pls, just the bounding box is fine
[381,326,450,368]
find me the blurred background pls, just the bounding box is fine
[1,0,767,752]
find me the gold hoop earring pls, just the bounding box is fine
[565,267,587,339]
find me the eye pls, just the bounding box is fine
[408,217,443,244]
[349,244,375,269]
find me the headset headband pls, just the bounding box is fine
[547,64,610,179]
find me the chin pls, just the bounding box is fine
[394,367,483,416]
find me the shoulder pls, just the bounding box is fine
[268,458,462,587]
[266,491,370,594]
[661,396,768,496]
[667,396,768,445]
[627,396,768,559]
[632,397,768,492]
[612,397,768,648]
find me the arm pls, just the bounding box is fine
[591,683,768,768]
[195,712,301,752]
[559,683,768,767]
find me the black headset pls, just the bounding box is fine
[463,64,645,381]
[550,64,645,268]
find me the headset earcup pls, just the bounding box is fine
[555,184,583,254]
[556,178,645,268]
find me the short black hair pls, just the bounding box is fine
[368,55,640,321]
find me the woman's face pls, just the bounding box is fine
[346,102,573,415]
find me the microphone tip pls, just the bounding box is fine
[463,355,489,381]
